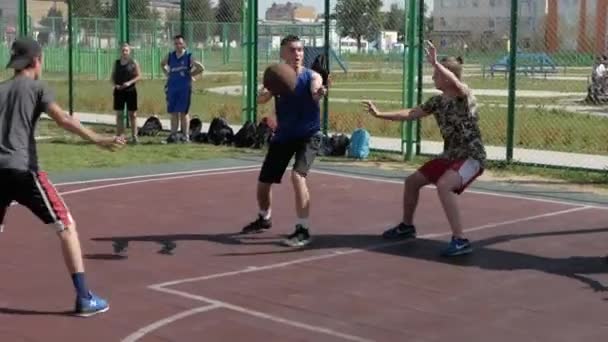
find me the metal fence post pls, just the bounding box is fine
[322,0,330,135]
[119,0,130,128]
[506,0,519,162]
[67,0,74,116]
[403,0,418,161]
[18,0,28,37]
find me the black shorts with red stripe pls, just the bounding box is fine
[0,169,73,231]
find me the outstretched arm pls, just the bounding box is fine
[425,40,468,97]
[46,103,125,151]
[362,100,431,121]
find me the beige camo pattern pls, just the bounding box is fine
[421,89,487,164]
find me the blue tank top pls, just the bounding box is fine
[166,51,192,91]
[273,68,320,142]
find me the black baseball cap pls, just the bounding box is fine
[6,37,42,70]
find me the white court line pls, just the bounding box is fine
[38,165,594,341]
[312,168,608,210]
[151,206,591,288]
[145,287,374,342]
[58,168,259,196]
[50,163,607,210]
[142,206,590,342]
[54,164,260,186]
[121,304,222,342]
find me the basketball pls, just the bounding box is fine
[263,63,297,95]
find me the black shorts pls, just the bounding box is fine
[113,88,138,111]
[0,169,73,232]
[258,132,322,184]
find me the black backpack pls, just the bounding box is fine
[317,133,332,156]
[189,117,205,142]
[208,117,234,146]
[234,121,257,148]
[329,134,350,156]
[253,120,273,149]
[166,132,188,144]
[138,116,163,136]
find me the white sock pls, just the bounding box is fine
[296,218,309,229]
[0,224,4,233]
[259,209,271,220]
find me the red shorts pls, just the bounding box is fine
[0,169,73,232]
[418,158,483,194]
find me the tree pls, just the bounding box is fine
[335,0,384,52]
[423,2,433,34]
[72,0,104,18]
[104,0,160,38]
[164,9,181,38]
[106,0,158,19]
[384,4,404,40]
[183,0,215,43]
[38,6,65,46]
[215,0,242,42]
[71,0,105,36]
[128,0,158,19]
[216,0,242,22]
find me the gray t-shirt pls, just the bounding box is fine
[0,75,55,171]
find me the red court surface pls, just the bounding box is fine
[1,166,608,342]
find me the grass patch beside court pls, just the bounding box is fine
[35,120,249,172]
[35,120,608,190]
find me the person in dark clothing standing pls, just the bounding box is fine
[111,43,141,143]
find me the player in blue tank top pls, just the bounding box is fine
[161,35,204,141]
[241,35,329,248]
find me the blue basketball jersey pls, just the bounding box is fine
[273,68,321,142]
[166,51,192,91]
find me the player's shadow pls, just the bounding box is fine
[88,227,608,293]
[0,307,73,316]
[219,226,608,293]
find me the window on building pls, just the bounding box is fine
[472,0,479,7]
[488,18,495,29]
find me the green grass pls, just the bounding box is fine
[35,120,608,190]
[35,120,248,172]
[32,69,608,156]
[321,101,608,155]
[47,75,245,123]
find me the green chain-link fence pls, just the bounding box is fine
[418,0,608,170]
[10,0,608,170]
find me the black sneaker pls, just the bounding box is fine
[241,215,272,234]
[282,225,312,247]
[382,223,417,240]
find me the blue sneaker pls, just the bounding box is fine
[440,236,473,257]
[74,292,109,317]
[382,223,416,239]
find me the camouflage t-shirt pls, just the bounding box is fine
[420,89,486,163]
